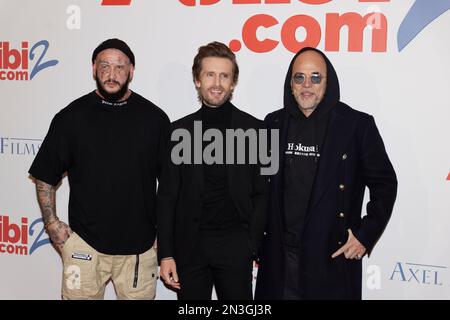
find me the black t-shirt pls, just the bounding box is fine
[283,105,330,247]
[29,91,170,255]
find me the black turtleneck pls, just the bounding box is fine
[200,101,240,234]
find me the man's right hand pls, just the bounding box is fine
[160,258,181,290]
[46,220,72,254]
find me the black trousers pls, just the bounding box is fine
[283,245,302,299]
[177,228,253,300]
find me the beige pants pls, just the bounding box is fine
[61,232,157,300]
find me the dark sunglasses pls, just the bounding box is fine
[292,72,325,85]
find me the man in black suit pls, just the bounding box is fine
[157,42,269,300]
[255,47,397,300]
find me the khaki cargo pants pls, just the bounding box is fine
[61,232,157,300]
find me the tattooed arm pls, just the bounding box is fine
[35,179,72,253]
[36,179,57,224]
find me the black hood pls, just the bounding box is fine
[283,47,340,119]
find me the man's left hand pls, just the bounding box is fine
[331,229,366,260]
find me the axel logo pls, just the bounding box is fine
[0,40,59,81]
[389,262,446,286]
[0,215,50,256]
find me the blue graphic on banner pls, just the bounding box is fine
[29,40,59,80]
[29,218,51,255]
[398,0,450,51]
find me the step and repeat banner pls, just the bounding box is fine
[1,0,449,300]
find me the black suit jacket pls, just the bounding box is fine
[157,104,270,267]
[255,102,398,299]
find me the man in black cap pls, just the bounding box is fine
[29,38,170,299]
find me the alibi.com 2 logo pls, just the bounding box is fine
[0,215,50,256]
[0,40,59,81]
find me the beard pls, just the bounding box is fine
[293,90,322,114]
[198,87,233,107]
[95,74,130,102]
[298,99,319,112]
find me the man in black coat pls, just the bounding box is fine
[255,47,397,300]
[157,42,269,300]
